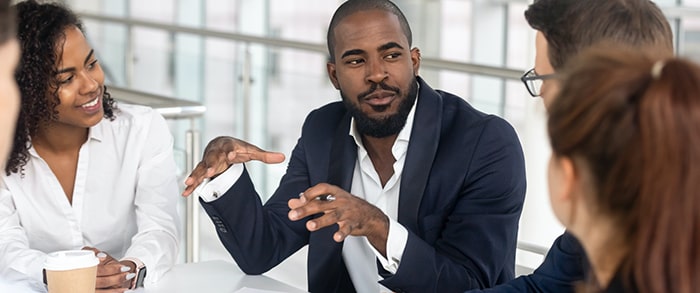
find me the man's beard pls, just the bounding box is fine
[341,78,419,138]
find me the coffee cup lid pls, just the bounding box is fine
[44,250,99,271]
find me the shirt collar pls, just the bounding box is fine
[27,120,104,158]
[89,119,104,142]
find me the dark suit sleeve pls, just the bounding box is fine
[381,117,527,292]
[467,232,586,293]
[198,113,320,275]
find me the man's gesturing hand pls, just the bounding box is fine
[287,183,390,256]
[182,136,285,197]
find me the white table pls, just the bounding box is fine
[137,260,308,293]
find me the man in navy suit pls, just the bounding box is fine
[471,0,674,292]
[183,0,526,292]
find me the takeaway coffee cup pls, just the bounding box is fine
[44,250,99,293]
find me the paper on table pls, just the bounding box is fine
[234,287,291,293]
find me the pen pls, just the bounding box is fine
[299,193,336,201]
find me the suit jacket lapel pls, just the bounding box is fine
[328,111,357,190]
[398,78,442,232]
[308,111,357,293]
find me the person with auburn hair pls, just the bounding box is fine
[547,47,700,292]
[0,0,20,167]
[472,1,674,292]
[0,1,179,292]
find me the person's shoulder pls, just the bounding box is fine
[303,101,346,125]
[297,101,347,139]
[426,89,520,147]
[434,89,509,126]
[310,100,346,116]
[417,77,470,112]
[108,103,164,124]
[98,103,167,135]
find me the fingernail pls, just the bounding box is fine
[121,266,131,272]
[308,221,316,229]
[126,273,136,280]
[298,193,306,203]
[96,252,107,258]
[289,210,298,220]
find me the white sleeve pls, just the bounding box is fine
[124,111,180,286]
[194,163,244,202]
[0,179,49,287]
[368,217,408,274]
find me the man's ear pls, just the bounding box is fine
[411,47,421,75]
[327,61,340,90]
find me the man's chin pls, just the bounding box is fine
[365,112,393,121]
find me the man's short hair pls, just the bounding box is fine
[525,0,673,70]
[326,0,412,62]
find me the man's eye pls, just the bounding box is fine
[87,59,99,70]
[386,53,401,59]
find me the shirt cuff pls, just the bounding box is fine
[194,164,244,202]
[369,217,408,274]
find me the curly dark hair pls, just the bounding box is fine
[7,0,117,175]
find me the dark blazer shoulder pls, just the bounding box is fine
[299,101,348,139]
[435,88,511,130]
[426,85,520,153]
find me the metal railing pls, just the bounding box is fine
[515,241,549,276]
[79,12,524,80]
[110,85,205,264]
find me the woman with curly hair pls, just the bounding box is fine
[547,46,700,292]
[0,1,179,291]
[0,0,20,167]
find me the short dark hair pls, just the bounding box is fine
[326,0,412,62]
[7,0,117,175]
[525,0,673,70]
[0,0,14,44]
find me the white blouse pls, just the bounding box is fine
[0,104,180,288]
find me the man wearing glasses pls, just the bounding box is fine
[470,0,674,292]
[520,69,555,100]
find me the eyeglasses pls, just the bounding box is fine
[520,68,557,97]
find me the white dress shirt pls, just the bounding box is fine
[0,104,180,287]
[342,98,415,293]
[197,95,418,293]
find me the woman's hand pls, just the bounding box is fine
[81,247,135,292]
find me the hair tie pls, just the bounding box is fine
[651,60,666,80]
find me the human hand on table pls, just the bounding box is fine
[81,247,134,292]
[181,136,285,197]
[287,183,390,256]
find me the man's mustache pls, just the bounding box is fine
[358,82,400,100]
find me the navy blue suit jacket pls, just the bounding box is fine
[200,78,527,292]
[468,231,587,293]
